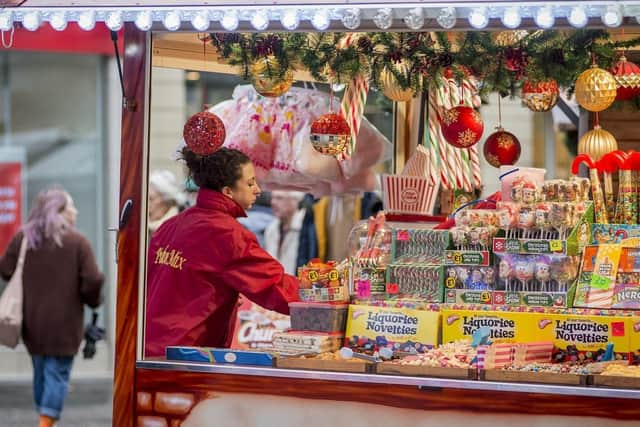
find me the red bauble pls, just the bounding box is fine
[440,106,484,148]
[521,79,559,112]
[310,113,352,156]
[610,55,640,101]
[483,128,521,168]
[183,111,226,156]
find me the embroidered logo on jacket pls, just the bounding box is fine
[154,245,187,270]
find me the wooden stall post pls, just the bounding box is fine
[113,24,149,427]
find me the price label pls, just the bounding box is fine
[308,270,319,282]
[357,280,371,298]
[386,283,399,294]
[328,269,339,281]
[590,273,612,290]
[445,277,456,289]
[396,230,410,241]
[549,240,563,252]
[452,253,463,264]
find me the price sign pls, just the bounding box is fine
[549,240,563,252]
[357,280,371,298]
[386,283,399,294]
[308,270,319,282]
[590,274,612,290]
[328,269,339,281]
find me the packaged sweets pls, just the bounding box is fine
[496,253,579,292]
[298,259,349,302]
[288,302,348,333]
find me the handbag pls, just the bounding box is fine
[0,237,27,348]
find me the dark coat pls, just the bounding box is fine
[0,230,104,356]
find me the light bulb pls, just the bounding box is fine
[78,10,96,31]
[342,8,361,30]
[568,6,588,28]
[373,8,392,30]
[280,9,300,30]
[502,7,521,29]
[135,11,153,31]
[468,7,488,29]
[534,6,555,29]
[163,10,182,31]
[437,7,457,29]
[106,11,124,31]
[311,10,330,31]
[250,10,269,31]
[602,5,623,27]
[191,11,210,31]
[0,11,13,31]
[404,8,424,30]
[49,11,67,31]
[22,11,41,31]
[220,11,239,31]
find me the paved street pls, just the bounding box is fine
[0,378,113,427]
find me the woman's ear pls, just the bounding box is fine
[221,186,234,199]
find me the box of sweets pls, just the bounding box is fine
[443,265,495,305]
[386,263,444,302]
[345,304,440,353]
[592,224,640,245]
[612,247,640,309]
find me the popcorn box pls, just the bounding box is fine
[345,304,440,353]
[381,174,439,216]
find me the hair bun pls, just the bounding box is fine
[183,111,226,156]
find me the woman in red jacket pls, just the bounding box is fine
[145,147,300,357]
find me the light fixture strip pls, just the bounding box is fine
[1,3,640,31]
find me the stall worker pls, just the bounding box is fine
[144,146,300,357]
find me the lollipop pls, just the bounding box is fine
[478,227,492,250]
[468,228,481,250]
[511,182,524,203]
[450,227,469,250]
[514,257,534,292]
[521,182,538,205]
[517,206,535,239]
[542,181,557,202]
[534,256,551,292]
[549,202,570,239]
[498,256,514,291]
[534,203,551,239]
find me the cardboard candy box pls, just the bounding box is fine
[298,259,349,302]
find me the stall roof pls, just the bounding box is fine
[4,2,640,33]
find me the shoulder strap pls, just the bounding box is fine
[16,237,27,267]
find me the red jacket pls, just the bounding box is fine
[144,189,299,357]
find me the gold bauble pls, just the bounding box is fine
[575,65,618,112]
[578,126,618,161]
[493,30,529,47]
[250,56,293,98]
[380,60,415,102]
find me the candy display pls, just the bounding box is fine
[383,340,475,368]
[272,331,343,354]
[391,226,450,264]
[288,302,349,333]
[387,264,444,300]
[297,259,349,302]
[445,266,495,291]
[496,254,579,292]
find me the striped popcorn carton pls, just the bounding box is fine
[476,343,514,369]
[381,174,440,216]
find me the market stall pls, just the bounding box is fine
[6,2,640,426]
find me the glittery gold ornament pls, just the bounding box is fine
[250,56,293,98]
[575,65,618,112]
[380,60,415,102]
[578,125,618,161]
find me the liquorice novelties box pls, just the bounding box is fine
[345,304,440,353]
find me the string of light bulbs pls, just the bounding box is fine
[0,3,638,33]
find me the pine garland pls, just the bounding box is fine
[210,30,640,100]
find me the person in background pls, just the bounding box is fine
[145,148,299,357]
[0,187,104,427]
[238,192,275,248]
[148,169,186,235]
[264,191,307,275]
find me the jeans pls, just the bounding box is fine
[31,355,74,420]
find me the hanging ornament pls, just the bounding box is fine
[482,95,521,168]
[578,125,618,162]
[503,47,528,78]
[310,112,352,156]
[440,105,484,149]
[610,55,640,101]
[483,128,521,168]
[521,79,559,112]
[183,111,226,156]
[379,60,416,103]
[250,55,293,98]
[575,65,617,112]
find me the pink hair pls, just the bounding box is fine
[21,187,73,250]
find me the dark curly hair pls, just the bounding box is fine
[181,147,251,191]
